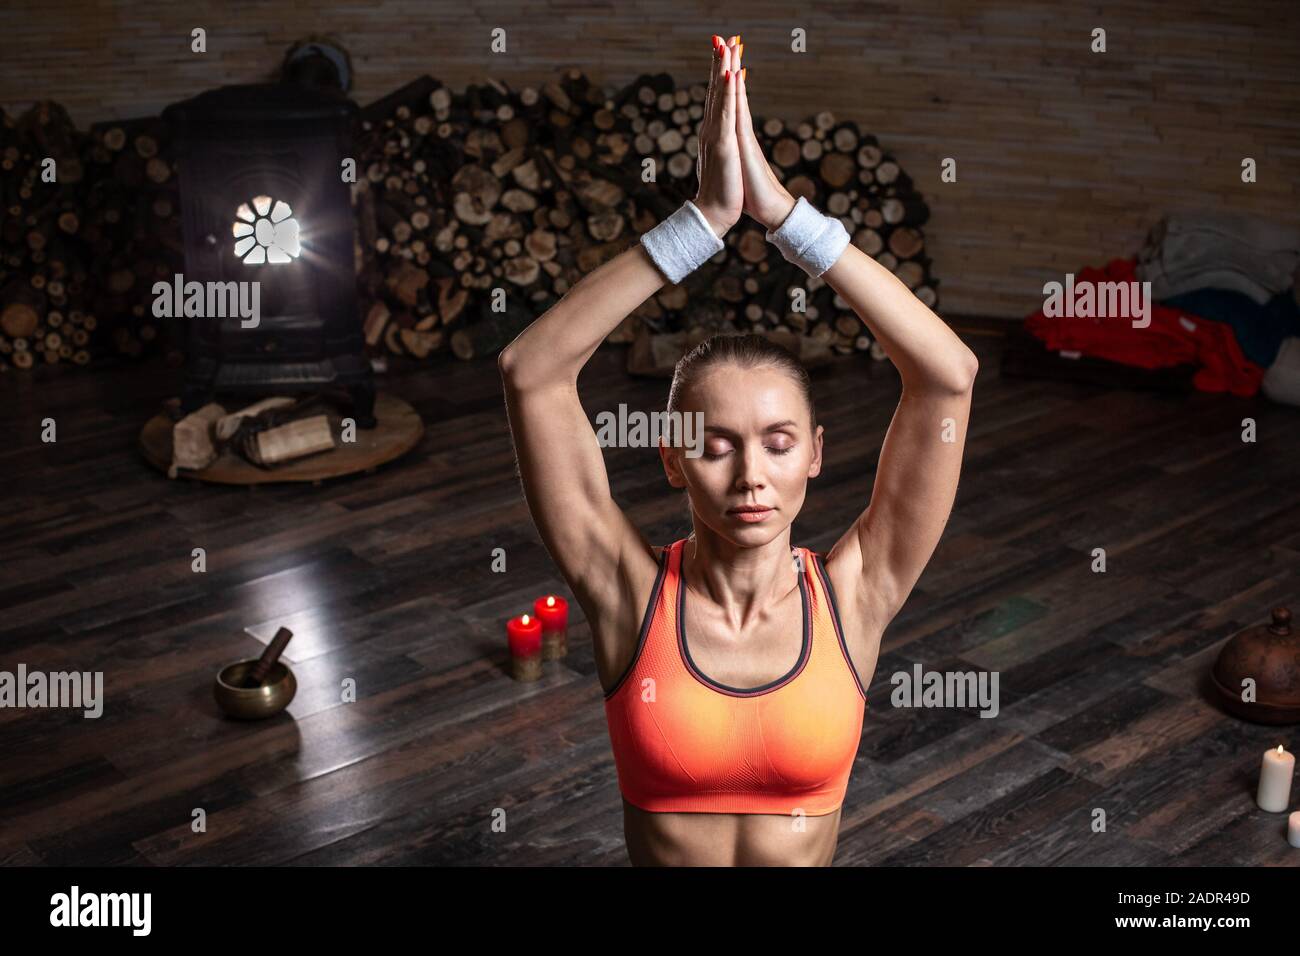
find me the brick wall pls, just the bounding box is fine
[2,0,1297,317]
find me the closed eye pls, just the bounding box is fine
[702,445,795,460]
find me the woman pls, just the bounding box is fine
[499,35,977,866]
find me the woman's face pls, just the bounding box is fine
[661,363,823,546]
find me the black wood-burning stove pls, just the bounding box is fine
[164,81,376,427]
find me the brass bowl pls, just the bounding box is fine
[214,660,297,720]
[1210,607,1300,725]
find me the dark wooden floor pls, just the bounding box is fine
[3,320,1299,866]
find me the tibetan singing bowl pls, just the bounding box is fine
[214,660,297,719]
[1210,607,1300,725]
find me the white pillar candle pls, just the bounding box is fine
[1289,812,1300,849]
[1256,745,1295,813]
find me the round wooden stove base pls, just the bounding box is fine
[139,391,424,485]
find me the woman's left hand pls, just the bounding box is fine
[692,36,745,238]
[732,45,797,232]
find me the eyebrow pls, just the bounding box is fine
[702,420,800,437]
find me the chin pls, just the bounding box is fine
[721,515,791,546]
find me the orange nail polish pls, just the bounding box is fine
[738,43,744,58]
[741,68,747,80]
[730,35,739,44]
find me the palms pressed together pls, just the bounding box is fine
[695,34,797,239]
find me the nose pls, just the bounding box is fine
[733,442,768,492]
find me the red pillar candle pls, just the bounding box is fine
[507,613,543,681]
[534,594,569,660]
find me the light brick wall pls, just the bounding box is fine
[2,1,1296,317]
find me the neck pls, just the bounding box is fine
[682,524,798,626]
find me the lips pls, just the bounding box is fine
[728,504,774,522]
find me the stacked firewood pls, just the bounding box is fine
[355,68,936,362]
[352,70,629,361]
[2,69,935,372]
[79,115,184,363]
[1,102,92,370]
[0,102,182,371]
[607,73,936,358]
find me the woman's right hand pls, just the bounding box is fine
[693,35,745,238]
[733,51,796,232]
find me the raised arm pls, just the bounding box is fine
[733,66,978,639]
[819,244,977,632]
[498,36,745,662]
[497,241,665,618]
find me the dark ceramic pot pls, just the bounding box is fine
[1211,608,1300,725]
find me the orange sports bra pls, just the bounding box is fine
[602,538,867,816]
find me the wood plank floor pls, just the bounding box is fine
[2,321,1299,866]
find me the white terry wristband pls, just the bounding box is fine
[639,200,725,285]
[765,195,851,277]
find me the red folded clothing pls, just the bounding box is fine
[1025,257,1264,396]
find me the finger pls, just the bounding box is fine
[735,63,752,140]
[699,38,724,183]
[718,43,736,132]
[701,38,723,152]
[713,36,741,147]
[703,36,723,135]
[715,41,733,129]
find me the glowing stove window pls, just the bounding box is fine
[232,195,301,264]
